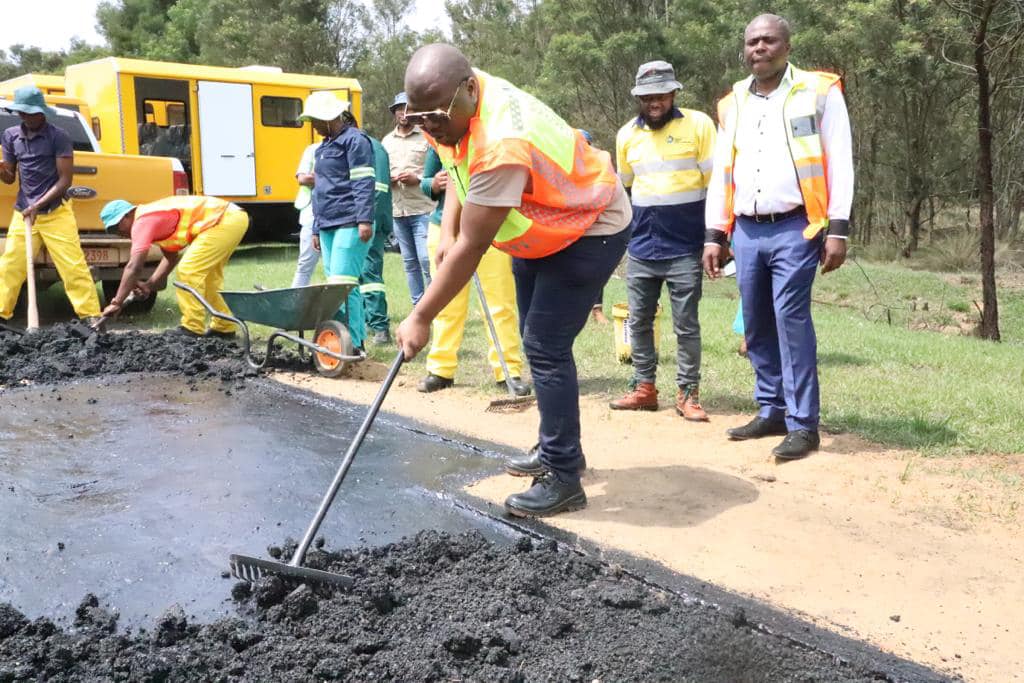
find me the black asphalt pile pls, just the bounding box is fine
[0,531,890,682]
[0,324,256,386]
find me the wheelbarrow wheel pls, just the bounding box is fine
[313,320,354,378]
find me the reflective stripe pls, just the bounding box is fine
[632,157,700,174]
[328,275,359,285]
[698,158,713,174]
[618,171,634,185]
[349,166,375,179]
[360,283,387,293]
[796,163,825,180]
[631,188,707,207]
[374,182,389,192]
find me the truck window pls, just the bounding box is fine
[134,77,193,190]
[260,96,303,128]
[0,111,93,152]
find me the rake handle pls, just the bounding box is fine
[290,350,405,567]
[472,272,516,399]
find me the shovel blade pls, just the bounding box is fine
[229,553,354,591]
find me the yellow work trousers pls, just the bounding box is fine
[425,222,522,382]
[175,209,249,334]
[0,202,101,320]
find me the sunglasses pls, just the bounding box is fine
[402,78,468,127]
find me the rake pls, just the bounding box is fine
[472,273,535,412]
[230,350,405,590]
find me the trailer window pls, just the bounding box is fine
[260,96,303,128]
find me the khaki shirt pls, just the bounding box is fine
[381,127,436,217]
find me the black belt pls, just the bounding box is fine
[739,207,805,224]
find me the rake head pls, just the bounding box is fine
[486,396,536,413]
[230,554,354,591]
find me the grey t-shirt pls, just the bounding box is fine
[465,165,631,237]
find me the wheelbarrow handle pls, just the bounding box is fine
[290,350,405,567]
[173,281,258,368]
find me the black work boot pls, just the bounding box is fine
[505,472,587,517]
[505,444,586,477]
[772,430,820,460]
[496,376,532,397]
[726,416,788,440]
[417,373,454,393]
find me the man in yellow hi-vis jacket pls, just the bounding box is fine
[98,195,249,337]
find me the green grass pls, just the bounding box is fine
[34,244,1024,455]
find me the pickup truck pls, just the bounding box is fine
[0,99,188,312]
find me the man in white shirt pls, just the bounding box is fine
[291,140,321,287]
[703,13,853,460]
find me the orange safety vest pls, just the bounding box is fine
[430,70,619,258]
[715,65,840,239]
[136,195,231,252]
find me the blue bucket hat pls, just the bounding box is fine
[4,86,57,118]
[389,91,408,112]
[100,200,135,233]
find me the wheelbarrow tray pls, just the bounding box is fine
[221,284,354,330]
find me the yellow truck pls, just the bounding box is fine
[0,97,187,311]
[0,75,100,140]
[62,58,362,237]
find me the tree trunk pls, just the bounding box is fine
[973,1,1001,341]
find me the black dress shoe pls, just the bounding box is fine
[496,376,532,397]
[417,373,454,393]
[772,430,820,460]
[726,416,788,441]
[505,444,586,477]
[505,473,587,517]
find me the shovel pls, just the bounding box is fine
[472,273,535,411]
[89,292,138,332]
[230,350,405,590]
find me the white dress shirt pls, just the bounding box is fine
[705,65,854,238]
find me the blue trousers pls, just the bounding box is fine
[393,214,431,304]
[513,229,630,483]
[320,226,373,349]
[733,214,822,432]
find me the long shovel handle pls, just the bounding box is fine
[472,272,516,398]
[24,217,39,331]
[290,350,405,567]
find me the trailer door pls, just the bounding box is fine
[197,80,256,196]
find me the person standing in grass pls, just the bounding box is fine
[356,111,395,346]
[301,92,375,351]
[291,138,322,288]
[611,61,716,422]
[704,14,853,460]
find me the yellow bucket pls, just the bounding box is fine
[612,303,660,364]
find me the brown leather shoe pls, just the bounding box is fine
[676,385,709,421]
[609,381,658,411]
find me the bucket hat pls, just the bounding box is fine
[3,86,57,118]
[630,61,682,97]
[389,91,408,112]
[101,199,135,232]
[299,91,350,122]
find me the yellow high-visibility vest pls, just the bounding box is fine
[137,195,231,252]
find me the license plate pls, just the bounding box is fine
[81,247,118,265]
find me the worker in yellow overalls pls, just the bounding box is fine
[98,195,249,336]
[0,86,101,322]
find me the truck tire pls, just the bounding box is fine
[102,280,158,315]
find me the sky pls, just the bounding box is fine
[0,0,450,55]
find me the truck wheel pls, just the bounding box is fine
[102,280,158,315]
[313,320,354,378]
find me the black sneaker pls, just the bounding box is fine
[417,373,454,393]
[496,376,532,397]
[205,329,237,340]
[371,329,391,345]
[505,443,586,477]
[505,472,587,517]
[772,430,820,460]
[726,416,788,440]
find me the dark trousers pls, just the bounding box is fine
[512,229,630,483]
[360,227,390,332]
[733,214,822,432]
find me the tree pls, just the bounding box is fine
[942,0,1024,340]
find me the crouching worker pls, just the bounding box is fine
[98,195,249,337]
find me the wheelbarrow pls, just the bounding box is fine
[173,281,365,377]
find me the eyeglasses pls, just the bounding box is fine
[402,79,467,127]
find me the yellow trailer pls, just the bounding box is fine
[0,73,67,96]
[63,58,362,236]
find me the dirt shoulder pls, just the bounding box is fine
[276,364,1024,683]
